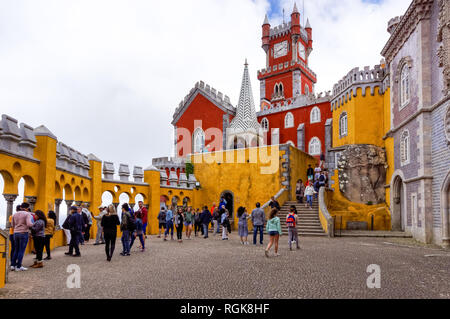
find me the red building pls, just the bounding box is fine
[172,3,332,159]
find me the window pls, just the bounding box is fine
[193,128,205,154]
[310,107,321,124]
[261,118,269,131]
[273,83,284,100]
[339,112,348,137]
[286,140,295,147]
[305,84,310,95]
[400,64,410,108]
[400,130,410,166]
[308,137,321,156]
[285,112,294,128]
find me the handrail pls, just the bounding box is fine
[262,188,287,209]
[318,187,335,237]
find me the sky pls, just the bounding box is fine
[0,0,412,171]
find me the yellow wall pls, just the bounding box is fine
[0,232,6,288]
[289,147,318,200]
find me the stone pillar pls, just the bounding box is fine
[54,198,63,227]
[25,196,37,212]
[113,203,120,211]
[297,124,305,152]
[325,119,334,170]
[3,194,18,228]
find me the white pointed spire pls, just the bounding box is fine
[305,18,311,29]
[230,60,261,132]
[293,2,299,14]
[263,14,269,25]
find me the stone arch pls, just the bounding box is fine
[0,170,15,194]
[74,186,82,201]
[182,196,191,207]
[82,187,89,202]
[390,170,407,231]
[101,191,115,206]
[171,196,180,208]
[64,184,73,200]
[55,181,62,199]
[220,190,235,218]
[160,195,169,209]
[135,193,147,203]
[441,170,450,248]
[21,175,36,196]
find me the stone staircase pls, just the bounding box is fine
[278,200,326,237]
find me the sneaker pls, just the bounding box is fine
[93,243,100,246]
[72,254,81,257]
[275,253,280,257]
[120,252,126,256]
[44,256,52,260]
[15,266,28,271]
[265,250,269,258]
[125,253,131,256]
[10,266,15,271]
[64,252,73,256]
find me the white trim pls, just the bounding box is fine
[285,112,294,128]
[400,129,410,166]
[400,64,410,110]
[308,137,321,156]
[260,117,269,132]
[310,106,321,124]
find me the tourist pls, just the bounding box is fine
[134,211,146,251]
[157,207,167,238]
[296,179,305,204]
[212,206,220,236]
[251,202,265,245]
[306,164,314,182]
[175,207,184,243]
[320,152,326,168]
[81,203,93,242]
[78,206,88,245]
[93,205,107,245]
[164,206,174,241]
[8,205,21,269]
[314,163,321,182]
[184,206,193,239]
[200,206,212,239]
[319,172,326,189]
[237,206,249,245]
[62,210,72,246]
[120,203,133,256]
[286,207,300,251]
[221,208,230,240]
[43,211,56,260]
[138,201,148,239]
[265,208,282,258]
[305,183,316,209]
[30,210,47,268]
[313,179,320,200]
[11,203,33,271]
[64,206,83,257]
[101,204,120,262]
[269,196,280,210]
[194,208,202,237]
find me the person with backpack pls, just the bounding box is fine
[120,203,133,256]
[64,206,83,257]
[318,172,326,189]
[157,207,167,238]
[286,206,300,251]
[251,203,265,245]
[305,184,316,209]
[200,206,212,239]
[265,208,282,258]
[43,211,56,260]
[81,203,93,242]
[175,208,184,243]
[30,210,47,268]
[101,204,120,261]
[164,206,174,241]
[134,211,146,251]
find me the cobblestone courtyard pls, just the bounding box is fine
[1,234,449,299]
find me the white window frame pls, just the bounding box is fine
[339,112,348,137]
[308,137,321,156]
[400,130,410,166]
[261,118,269,132]
[305,84,310,95]
[400,64,410,109]
[310,106,321,124]
[284,112,294,128]
[193,128,205,154]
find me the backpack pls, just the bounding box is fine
[160,211,166,222]
[126,212,137,232]
[286,214,296,228]
[194,213,200,223]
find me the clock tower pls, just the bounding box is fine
[258,3,316,110]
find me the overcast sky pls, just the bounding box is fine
[0,0,411,170]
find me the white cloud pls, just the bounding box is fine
[0,0,411,171]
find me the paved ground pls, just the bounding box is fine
[1,233,449,299]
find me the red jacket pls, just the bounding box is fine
[140,207,148,224]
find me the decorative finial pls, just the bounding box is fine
[263,14,269,25]
[245,58,248,66]
[293,2,299,14]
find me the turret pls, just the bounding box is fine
[305,18,312,48]
[290,3,300,37]
[261,14,270,53]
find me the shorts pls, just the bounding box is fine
[159,223,166,229]
[269,231,279,236]
[184,222,192,226]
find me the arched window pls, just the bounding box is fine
[285,112,294,128]
[279,83,284,96]
[400,64,410,108]
[305,84,310,95]
[308,137,321,156]
[286,140,295,147]
[400,130,410,166]
[193,128,205,154]
[261,118,269,131]
[339,112,348,137]
[310,106,321,124]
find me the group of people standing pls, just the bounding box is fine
[295,163,329,209]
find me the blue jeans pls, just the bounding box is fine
[165,221,174,237]
[143,223,148,235]
[121,230,130,254]
[9,234,15,261]
[202,223,209,238]
[307,195,313,207]
[12,233,29,268]
[253,225,264,245]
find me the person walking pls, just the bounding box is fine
[157,207,167,238]
[184,207,193,240]
[8,205,21,270]
[175,208,184,243]
[314,163,321,182]
[306,164,314,182]
[251,203,265,245]
[194,208,202,237]
[81,203,93,243]
[211,207,220,236]
[43,211,56,260]
[265,208,282,258]
[120,203,133,256]
[134,211,146,251]
[237,206,249,245]
[220,209,230,240]
[305,184,316,209]
[101,204,120,261]
[64,206,83,257]
[200,206,212,239]
[296,179,305,204]
[11,203,33,271]
[137,201,148,239]
[269,197,281,210]
[30,210,47,268]
[93,205,107,245]
[286,207,300,251]
[164,206,174,241]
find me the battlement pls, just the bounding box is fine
[173,81,235,123]
[102,162,145,184]
[56,142,91,178]
[152,157,186,169]
[269,22,309,43]
[331,65,389,111]
[387,16,402,34]
[0,114,38,161]
[258,59,317,81]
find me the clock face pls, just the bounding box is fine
[274,41,288,59]
[298,42,306,60]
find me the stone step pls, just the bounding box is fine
[299,233,327,237]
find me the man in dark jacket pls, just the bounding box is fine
[307,164,314,182]
[65,206,83,257]
[200,206,212,238]
[269,197,281,210]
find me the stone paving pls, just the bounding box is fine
[0,233,449,299]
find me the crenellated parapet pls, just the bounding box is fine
[268,22,309,44]
[331,65,387,110]
[56,142,90,178]
[102,162,146,184]
[0,114,37,161]
[258,58,317,81]
[152,157,198,189]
